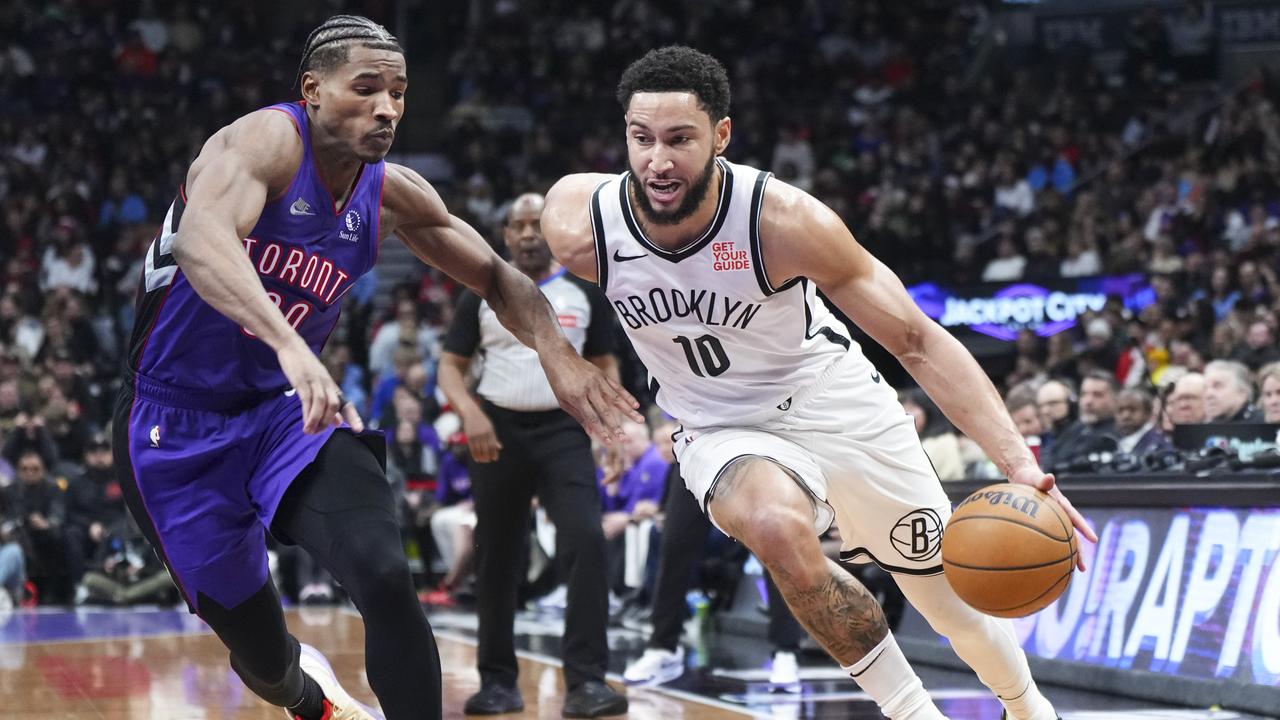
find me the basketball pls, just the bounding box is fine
[941,483,1077,619]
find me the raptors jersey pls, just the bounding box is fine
[592,158,855,427]
[127,101,382,397]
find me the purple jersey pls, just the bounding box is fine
[127,101,383,396]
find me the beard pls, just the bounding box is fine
[630,153,717,227]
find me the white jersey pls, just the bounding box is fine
[591,158,857,427]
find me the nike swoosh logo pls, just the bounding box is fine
[870,370,881,384]
[290,198,315,216]
[613,249,648,262]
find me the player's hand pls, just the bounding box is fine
[1009,465,1098,571]
[461,409,501,463]
[541,346,643,445]
[277,338,364,434]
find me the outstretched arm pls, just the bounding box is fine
[383,165,642,442]
[759,180,1098,560]
[172,110,359,434]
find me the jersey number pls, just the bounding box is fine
[673,334,730,377]
[242,292,313,338]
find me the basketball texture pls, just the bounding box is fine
[941,483,1077,618]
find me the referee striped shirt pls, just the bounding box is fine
[443,269,615,412]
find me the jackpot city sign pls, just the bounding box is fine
[908,275,1155,342]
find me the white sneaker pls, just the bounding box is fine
[286,643,383,720]
[623,647,685,686]
[536,585,568,610]
[768,651,800,691]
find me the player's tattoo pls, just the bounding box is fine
[710,455,819,519]
[773,559,889,664]
[706,455,760,504]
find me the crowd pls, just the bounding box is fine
[0,0,1275,616]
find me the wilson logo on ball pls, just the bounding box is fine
[890,508,943,561]
[958,489,1041,520]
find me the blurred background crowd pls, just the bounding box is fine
[0,0,1277,615]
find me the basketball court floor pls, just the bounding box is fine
[1,603,1265,719]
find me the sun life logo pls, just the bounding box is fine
[344,210,361,233]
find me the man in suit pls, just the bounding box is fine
[1114,388,1170,457]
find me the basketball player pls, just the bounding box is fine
[541,46,1097,720]
[111,16,639,720]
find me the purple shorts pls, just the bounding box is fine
[113,374,335,613]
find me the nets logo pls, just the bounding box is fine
[891,508,943,562]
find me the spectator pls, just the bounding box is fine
[1059,236,1102,278]
[1079,370,1119,428]
[1232,319,1280,370]
[900,389,964,481]
[1037,374,1118,473]
[1005,384,1043,439]
[62,432,124,601]
[0,496,26,607]
[4,450,69,603]
[1196,266,1240,321]
[1168,372,1209,426]
[1237,261,1277,308]
[601,420,667,542]
[1203,359,1261,423]
[981,236,1025,282]
[3,410,59,469]
[1114,388,1171,456]
[771,125,815,192]
[993,163,1034,218]
[40,219,96,295]
[368,346,423,426]
[1257,362,1280,423]
[78,515,177,606]
[1080,318,1119,377]
[425,433,475,603]
[368,298,440,378]
[321,341,367,419]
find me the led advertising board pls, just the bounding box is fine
[907,275,1155,342]
[1003,507,1280,685]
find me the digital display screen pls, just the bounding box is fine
[1004,507,1280,685]
[906,274,1154,341]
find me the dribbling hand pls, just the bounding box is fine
[1009,465,1098,571]
[277,339,365,434]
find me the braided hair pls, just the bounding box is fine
[297,15,402,82]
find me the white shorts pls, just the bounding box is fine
[672,351,951,576]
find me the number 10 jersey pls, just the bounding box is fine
[591,158,856,427]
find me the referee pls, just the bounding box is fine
[438,193,628,718]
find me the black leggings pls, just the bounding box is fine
[201,431,441,720]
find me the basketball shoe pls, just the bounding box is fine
[622,646,685,685]
[287,643,384,720]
